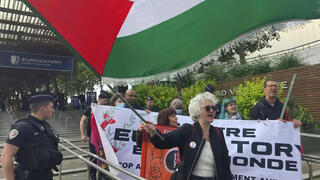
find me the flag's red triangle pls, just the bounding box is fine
[26,0,133,75]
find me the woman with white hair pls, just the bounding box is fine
[142,92,232,180]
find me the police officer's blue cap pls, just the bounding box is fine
[205,84,216,94]
[28,93,54,104]
[99,91,111,99]
[146,96,154,101]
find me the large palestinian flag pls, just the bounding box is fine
[24,0,319,80]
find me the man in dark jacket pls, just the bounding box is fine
[250,79,301,128]
[79,90,110,180]
[124,89,143,110]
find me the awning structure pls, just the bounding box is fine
[0,0,74,100]
[0,0,71,56]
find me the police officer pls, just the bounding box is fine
[1,93,62,180]
[145,96,158,112]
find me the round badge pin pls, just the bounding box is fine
[189,141,197,149]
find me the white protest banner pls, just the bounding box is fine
[212,120,302,180]
[92,105,159,179]
[92,105,302,180]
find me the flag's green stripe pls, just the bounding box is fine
[104,0,319,78]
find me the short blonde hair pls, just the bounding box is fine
[188,92,219,122]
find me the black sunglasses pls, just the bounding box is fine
[204,105,216,112]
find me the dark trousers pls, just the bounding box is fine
[15,167,53,180]
[89,141,97,176]
[89,141,110,180]
[27,172,53,180]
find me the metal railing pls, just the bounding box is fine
[301,133,320,180]
[192,39,320,77]
[53,110,72,129]
[1,133,318,179]
[245,39,320,63]
[55,133,320,180]
[58,138,145,180]
[0,139,145,180]
[7,105,17,124]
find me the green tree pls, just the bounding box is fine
[56,73,71,96]
[134,84,179,110]
[203,64,227,81]
[217,27,280,64]
[227,59,273,79]
[134,79,216,114]
[56,58,100,98]
[181,79,216,114]
[273,53,306,71]
[287,99,318,132]
[73,58,100,95]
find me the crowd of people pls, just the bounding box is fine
[142,92,232,180]
[135,79,302,180]
[0,78,302,180]
[78,79,301,180]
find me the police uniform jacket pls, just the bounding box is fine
[6,115,62,171]
[149,122,232,180]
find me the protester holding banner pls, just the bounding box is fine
[79,91,110,180]
[125,89,143,110]
[136,107,178,148]
[110,94,124,107]
[219,97,244,120]
[142,92,232,180]
[250,79,301,128]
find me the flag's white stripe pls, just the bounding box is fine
[118,0,205,37]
